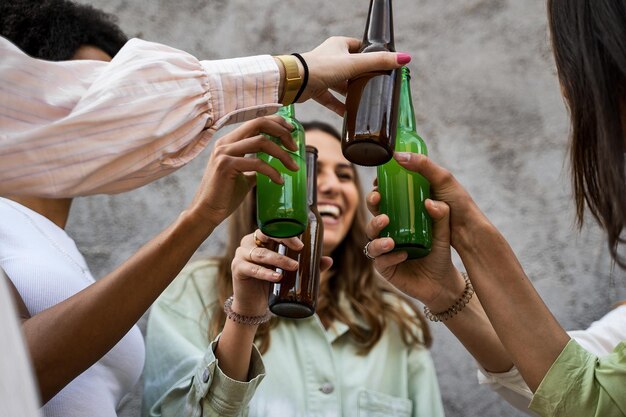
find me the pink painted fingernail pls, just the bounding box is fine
[396,52,411,65]
[394,152,411,162]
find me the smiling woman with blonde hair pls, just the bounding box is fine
[143,120,445,417]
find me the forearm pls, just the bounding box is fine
[422,266,512,372]
[454,212,569,391]
[23,208,217,403]
[1,38,282,197]
[438,285,514,373]
[215,319,259,382]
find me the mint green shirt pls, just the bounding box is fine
[143,260,444,417]
[529,339,626,417]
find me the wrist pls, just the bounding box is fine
[424,272,474,322]
[179,207,218,237]
[230,296,271,320]
[273,55,303,105]
[453,202,496,253]
[423,270,467,313]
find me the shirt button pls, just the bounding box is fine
[256,109,268,117]
[319,383,334,394]
[202,368,210,383]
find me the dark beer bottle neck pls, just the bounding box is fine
[397,67,416,132]
[363,0,395,50]
[305,146,318,206]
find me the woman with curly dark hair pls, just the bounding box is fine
[0,2,304,416]
[0,0,127,61]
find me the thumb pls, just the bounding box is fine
[320,256,334,272]
[425,199,450,245]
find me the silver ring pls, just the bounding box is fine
[363,241,375,260]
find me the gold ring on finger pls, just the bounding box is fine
[253,230,265,248]
[249,246,258,260]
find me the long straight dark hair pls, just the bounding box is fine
[547,0,626,268]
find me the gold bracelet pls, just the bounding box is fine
[423,272,474,322]
[223,296,273,325]
[274,55,302,105]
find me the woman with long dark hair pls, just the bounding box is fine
[363,1,626,416]
[143,121,445,417]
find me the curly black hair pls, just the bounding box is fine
[0,0,128,61]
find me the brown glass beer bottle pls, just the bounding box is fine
[269,146,323,318]
[342,0,401,166]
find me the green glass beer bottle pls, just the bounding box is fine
[377,67,432,258]
[256,105,307,238]
[342,0,401,166]
[269,146,323,318]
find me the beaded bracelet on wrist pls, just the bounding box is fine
[423,272,474,322]
[223,295,273,326]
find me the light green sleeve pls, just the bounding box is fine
[408,342,445,417]
[142,261,265,417]
[529,339,626,417]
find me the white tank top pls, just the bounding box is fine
[0,198,144,417]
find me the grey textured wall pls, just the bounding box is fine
[69,1,626,416]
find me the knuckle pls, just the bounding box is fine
[231,258,240,272]
[213,139,230,154]
[258,140,274,153]
[440,169,454,184]
[214,154,231,168]
[268,114,282,123]
[255,136,272,150]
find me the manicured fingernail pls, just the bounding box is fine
[394,152,411,163]
[396,52,411,65]
[382,239,392,250]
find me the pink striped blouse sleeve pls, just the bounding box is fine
[0,36,282,197]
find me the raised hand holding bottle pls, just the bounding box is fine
[256,105,308,238]
[269,146,323,318]
[342,0,401,166]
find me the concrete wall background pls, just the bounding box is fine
[69,0,626,416]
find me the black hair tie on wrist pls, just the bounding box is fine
[290,53,309,103]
